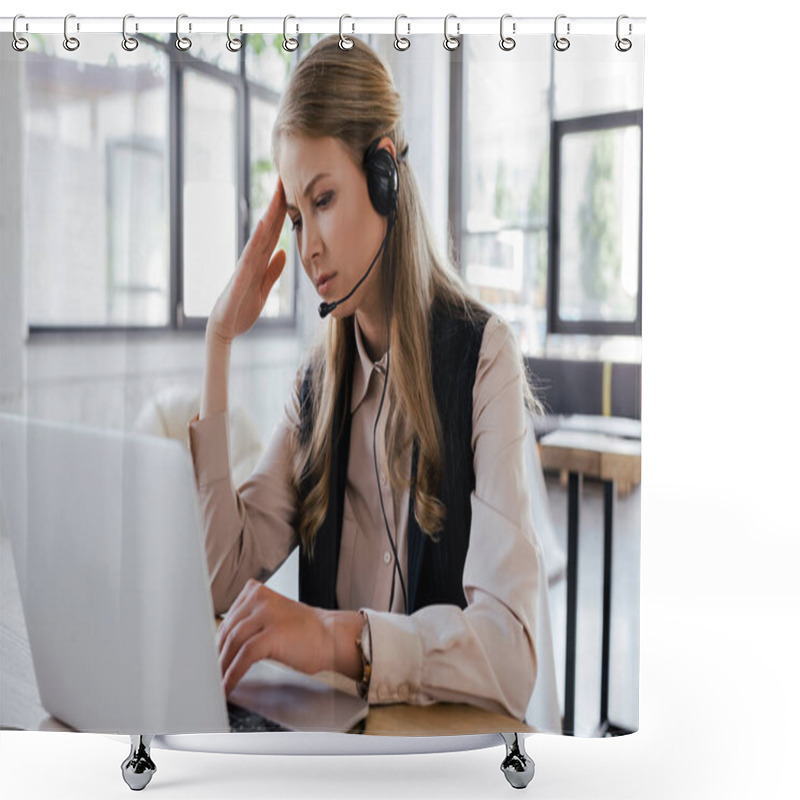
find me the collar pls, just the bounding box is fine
[351,313,388,414]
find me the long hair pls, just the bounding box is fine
[272,36,538,558]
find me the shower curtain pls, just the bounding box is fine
[0,10,645,764]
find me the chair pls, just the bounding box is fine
[132,386,263,488]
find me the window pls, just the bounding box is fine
[107,139,170,326]
[456,36,643,354]
[458,37,552,356]
[177,34,297,327]
[20,32,305,333]
[22,35,171,329]
[548,111,643,336]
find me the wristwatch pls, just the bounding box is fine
[356,610,372,700]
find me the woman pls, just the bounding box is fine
[189,35,544,723]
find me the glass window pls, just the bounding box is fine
[146,32,171,46]
[245,33,296,320]
[457,35,643,354]
[558,125,642,324]
[22,35,170,328]
[461,37,552,355]
[244,33,293,93]
[249,97,295,319]
[181,71,238,320]
[107,142,169,326]
[549,110,643,338]
[553,35,645,119]
[181,33,241,75]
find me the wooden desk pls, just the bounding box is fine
[364,704,532,736]
[539,427,641,737]
[1,535,530,736]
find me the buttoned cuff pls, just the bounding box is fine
[360,609,423,705]
[187,410,231,487]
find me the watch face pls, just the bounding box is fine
[362,624,372,663]
[359,611,372,662]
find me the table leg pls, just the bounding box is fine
[564,471,581,736]
[596,480,635,738]
[600,480,615,729]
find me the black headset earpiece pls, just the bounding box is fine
[364,137,399,218]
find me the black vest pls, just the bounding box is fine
[297,299,490,613]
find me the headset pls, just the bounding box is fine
[317,136,408,616]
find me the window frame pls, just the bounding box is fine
[27,32,300,336]
[547,109,644,337]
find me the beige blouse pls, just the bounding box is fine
[188,313,543,721]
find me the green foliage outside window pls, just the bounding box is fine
[578,131,620,311]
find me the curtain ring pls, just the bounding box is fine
[499,14,516,51]
[122,14,139,51]
[12,15,29,52]
[443,14,460,51]
[339,15,354,50]
[615,15,632,52]
[553,14,570,52]
[226,15,243,52]
[282,15,299,52]
[394,14,410,51]
[63,13,80,52]
[175,13,192,51]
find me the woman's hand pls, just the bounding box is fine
[217,579,332,695]
[207,178,288,346]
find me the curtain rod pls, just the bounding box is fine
[1,15,646,37]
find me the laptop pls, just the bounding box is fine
[0,412,368,736]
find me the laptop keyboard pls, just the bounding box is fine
[227,701,290,733]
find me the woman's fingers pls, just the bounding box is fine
[246,218,271,266]
[216,580,277,695]
[217,578,258,653]
[260,249,287,302]
[206,179,288,343]
[216,582,332,691]
[237,187,288,289]
[217,580,275,690]
[248,180,287,267]
[223,633,270,696]
[260,179,288,247]
[218,609,266,682]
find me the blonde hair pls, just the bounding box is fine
[273,36,538,558]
